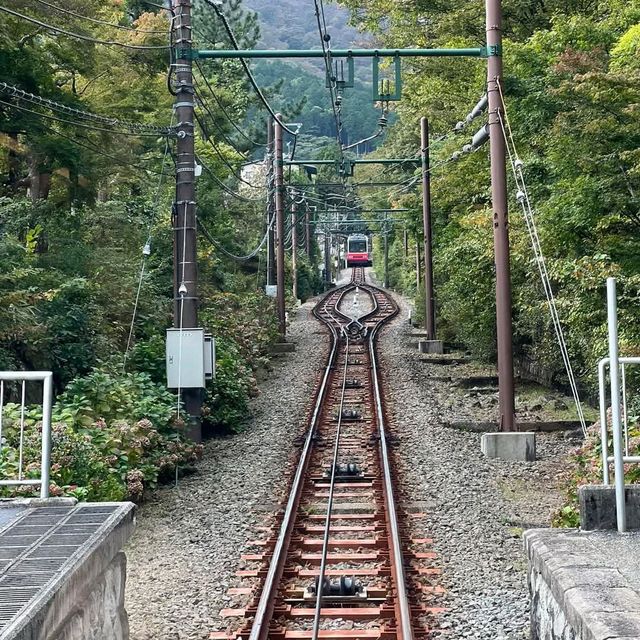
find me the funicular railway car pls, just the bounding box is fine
[346,233,372,267]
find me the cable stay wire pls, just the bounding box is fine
[199,0,299,138]
[495,80,587,437]
[31,0,168,34]
[0,5,171,49]
[0,82,174,135]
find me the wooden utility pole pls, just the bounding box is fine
[421,117,436,340]
[305,202,311,255]
[274,116,286,338]
[172,0,201,441]
[383,212,389,288]
[486,0,515,432]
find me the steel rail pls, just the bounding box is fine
[249,280,358,640]
[248,305,341,640]
[311,332,352,639]
[367,289,412,639]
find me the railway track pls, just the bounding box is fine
[212,268,443,639]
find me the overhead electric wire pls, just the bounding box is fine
[0,5,171,49]
[199,0,299,138]
[193,59,267,148]
[31,0,168,34]
[194,110,264,189]
[0,98,169,138]
[196,154,267,203]
[197,211,274,262]
[0,82,173,135]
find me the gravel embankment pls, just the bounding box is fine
[378,290,579,639]
[125,297,328,640]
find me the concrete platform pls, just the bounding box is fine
[0,499,135,639]
[481,431,536,461]
[525,528,640,639]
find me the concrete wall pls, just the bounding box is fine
[52,552,129,640]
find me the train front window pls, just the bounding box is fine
[349,240,367,253]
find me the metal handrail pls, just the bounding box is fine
[0,371,53,499]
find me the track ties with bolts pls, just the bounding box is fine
[211,268,444,639]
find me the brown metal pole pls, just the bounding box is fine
[274,116,287,339]
[291,194,298,300]
[266,118,276,287]
[403,228,408,258]
[383,213,389,288]
[305,202,311,255]
[421,117,436,340]
[487,0,515,432]
[172,0,201,441]
[415,239,421,294]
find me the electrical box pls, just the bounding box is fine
[204,334,215,380]
[265,284,277,298]
[166,328,206,389]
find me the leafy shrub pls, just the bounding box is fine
[0,368,202,502]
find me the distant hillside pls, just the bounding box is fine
[243,0,369,51]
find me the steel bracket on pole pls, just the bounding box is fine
[372,55,402,102]
[481,44,502,57]
[174,47,198,61]
[326,54,355,91]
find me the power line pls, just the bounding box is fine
[0,98,169,138]
[0,5,170,50]
[0,82,173,135]
[194,110,263,188]
[199,0,299,138]
[193,59,267,148]
[31,0,168,34]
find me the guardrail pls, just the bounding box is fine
[0,371,53,499]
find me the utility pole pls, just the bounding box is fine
[266,118,276,288]
[324,226,331,288]
[421,117,436,341]
[403,228,408,258]
[486,0,515,432]
[291,192,298,300]
[172,0,201,442]
[383,213,389,288]
[305,202,311,255]
[274,116,286,339]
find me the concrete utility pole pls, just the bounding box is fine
[486,0,515,432]
[421,117,436,341]
[274,116,286,339]
[291,193,298,300]
[266,118,276,288]
[172,0,201,441]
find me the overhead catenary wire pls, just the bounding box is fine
[0,5,171,50]
[31,0,168,34]
[495,80,588,437]
[200,0,299,138]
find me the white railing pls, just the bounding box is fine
[0,372,53,499]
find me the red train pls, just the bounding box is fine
[346,234,372,267]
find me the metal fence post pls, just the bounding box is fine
[607,278,626,532]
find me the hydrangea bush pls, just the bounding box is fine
[0,370,202,502]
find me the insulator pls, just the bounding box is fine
[142,241,151,256]
[454,121,465,132]
[470,123,490,150]
[465,93,488,123]
[514,158,524,170]
[462,144,473,153]
[451,151,462,161]
[516,190,525,202]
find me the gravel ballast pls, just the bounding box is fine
[125,297,328,640]
[378,289,579,639]
[125,277,579,639]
